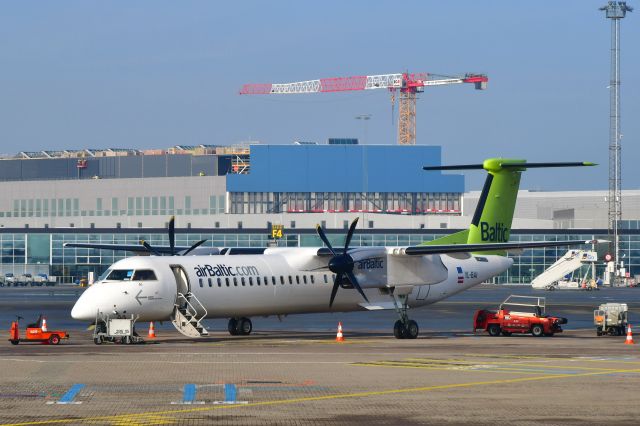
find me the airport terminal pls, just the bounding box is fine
[1,142,639,284]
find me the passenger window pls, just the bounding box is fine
[272,276,277,285]
[280,276,285,285]
[217,278,222,287]
[249,277,253,286]
[132,269,157,281]
[208,278,213,288]
[199,278,203,288]
[256,277,261,286]
[233,277,238,286]
[241,277,245,286]
[225,278,230,287]
[295,276,300,284]
[303,275,307,284]
[288,276,293,285]
[310,275,315,284]
[324,274,328,284]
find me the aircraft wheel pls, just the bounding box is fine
[488,324,501,337]
[48,334,60,345]
[237,318,252,335]
[405,320,419,339]
[393,320,405,339]
[531,324,544,337]
[228,318,239,336]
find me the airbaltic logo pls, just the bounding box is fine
[356,258,384,270]
[194,264,260,278]
[480,221,510,243]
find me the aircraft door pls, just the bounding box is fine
[415,284,430,301]
[171,265,190,296]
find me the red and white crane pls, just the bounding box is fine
[240,72,488,145]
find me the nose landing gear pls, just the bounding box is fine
[228,317,252,336]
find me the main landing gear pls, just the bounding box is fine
[228,317,252,336]
[390,289,419,339]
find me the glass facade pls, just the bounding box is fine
[0,229,637,285]
[2,196,225,218]
[229,192,461,215]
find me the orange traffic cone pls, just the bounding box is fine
[336,322,344,342]
[41,317,48,332]
[148,322,156,339]
[624,324,635,345]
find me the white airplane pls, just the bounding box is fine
[68,159,599,340]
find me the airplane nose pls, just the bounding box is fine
[71,291,95,321]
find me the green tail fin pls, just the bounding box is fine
[423,159,596,246]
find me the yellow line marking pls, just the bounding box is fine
[353,362,563,376]
[401,358,624,372]
[461,353,640,363]
[3,368,640,426]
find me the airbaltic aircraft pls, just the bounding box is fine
[69,159,598,340]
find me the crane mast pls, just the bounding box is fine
[240,72,488,145]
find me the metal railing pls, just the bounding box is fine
[176,292,208,331]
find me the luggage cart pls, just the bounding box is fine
[93,312,144,345]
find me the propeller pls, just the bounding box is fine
[315,217,369,307]
[140,216,207,256]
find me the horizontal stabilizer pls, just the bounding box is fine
[424,161,596,171]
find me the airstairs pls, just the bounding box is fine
[531,250,597,290]
[171,292,209,337]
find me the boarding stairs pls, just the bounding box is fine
[531,250,597,289]
[171,292,209,337]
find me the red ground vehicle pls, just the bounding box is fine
[9,315,69,345]
[473,295,567,337]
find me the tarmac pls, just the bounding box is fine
[1,286,639,425]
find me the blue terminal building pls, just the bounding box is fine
[0,143,638,284]
[227,145,463,215]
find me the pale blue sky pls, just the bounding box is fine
[0,1,638,190]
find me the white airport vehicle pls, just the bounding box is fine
[594,303,628,336]
[68,159,601,339]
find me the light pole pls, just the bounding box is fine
[600,1,632,280]
[355,114,372,144]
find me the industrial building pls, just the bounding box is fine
[1,143,638,283]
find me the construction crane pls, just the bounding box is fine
[239,72,488,145]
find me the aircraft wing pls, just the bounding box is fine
[401,239,603,256]
[63,243,190,254]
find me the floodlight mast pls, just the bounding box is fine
[600,1,632,279]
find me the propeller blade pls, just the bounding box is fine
[329,273,342,307]
[346,270,369,303]
[344,217,359,251]
[316,224,337,256]
[141,240,162,256]
[182,239,207,256]
[168,216,176,255]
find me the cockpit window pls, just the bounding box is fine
[106,269,134,281]
[98,269,112,281]
[132,269,158,281]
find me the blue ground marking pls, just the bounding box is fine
[224,384,237,403]
[57,384,85,404]
[183,384,197,403]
